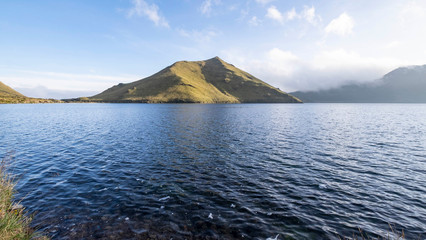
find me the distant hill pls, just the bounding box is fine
[0,81,61,104]
[291,65,426,103]
[91,57,301,103]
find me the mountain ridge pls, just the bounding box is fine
[90,57,301,103]
[291,65,426,103]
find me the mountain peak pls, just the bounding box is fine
[91,58,301,103]
[205,56,226,64]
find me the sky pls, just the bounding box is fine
[1,0,426,98]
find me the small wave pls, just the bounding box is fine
[266,234,279,240]
[159,196,170,201]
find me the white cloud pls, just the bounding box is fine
[325,12,354,36]
[200,0,221,16]
[249,16,261,26]
[284,6,320,25]
[384,41,401,49]
[308,50,400,90]
[200,0,212,15]
[128,0,169,28]
[266,6,284,24]
[311,49,399,86]
[302,6,320,25]
[286,8,298,20]
[266,48,301,76]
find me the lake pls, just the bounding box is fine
[0,103,425,239]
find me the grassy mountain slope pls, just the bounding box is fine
[0,81,61,104]
[0,81,24,98]
[92,57,301,103]
[0,81,27,103]
[291,65,426,103]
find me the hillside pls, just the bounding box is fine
[291,65,426,103]
[0,81,25,98]
[0,81,27,103]
[91,57,301,103]
[0,81,61,104]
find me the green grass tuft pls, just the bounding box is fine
[0,155,48,240]
[338,225,411,240]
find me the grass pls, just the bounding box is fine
[0,155,48,240]
[338,225,412,240]
[0,82,25,99]
[0,97,62,104]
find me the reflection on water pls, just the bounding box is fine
[0,103,425,239]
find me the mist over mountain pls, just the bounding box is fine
[16,85,98,100]
[291,65,426,103]
[91,57,301,103]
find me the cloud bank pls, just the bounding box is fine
[15,86,99,99]
[1,71,140,99]
[222,48,401,92]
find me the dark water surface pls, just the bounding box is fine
[0,103,425,239]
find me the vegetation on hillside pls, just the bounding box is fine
[0,82,25,98]
[0,97,62,104]
[91,57,301,103]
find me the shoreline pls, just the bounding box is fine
[0,157,48,240]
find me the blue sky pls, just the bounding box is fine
[1,0,425,98]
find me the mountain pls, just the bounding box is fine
[91,57,301,103]
[0,81,27,103]
[0,81,25,98]
[291,65,426,103]
[0,81,61,104]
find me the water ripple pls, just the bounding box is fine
[0,103,425,239]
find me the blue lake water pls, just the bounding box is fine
[0,103,425,239]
